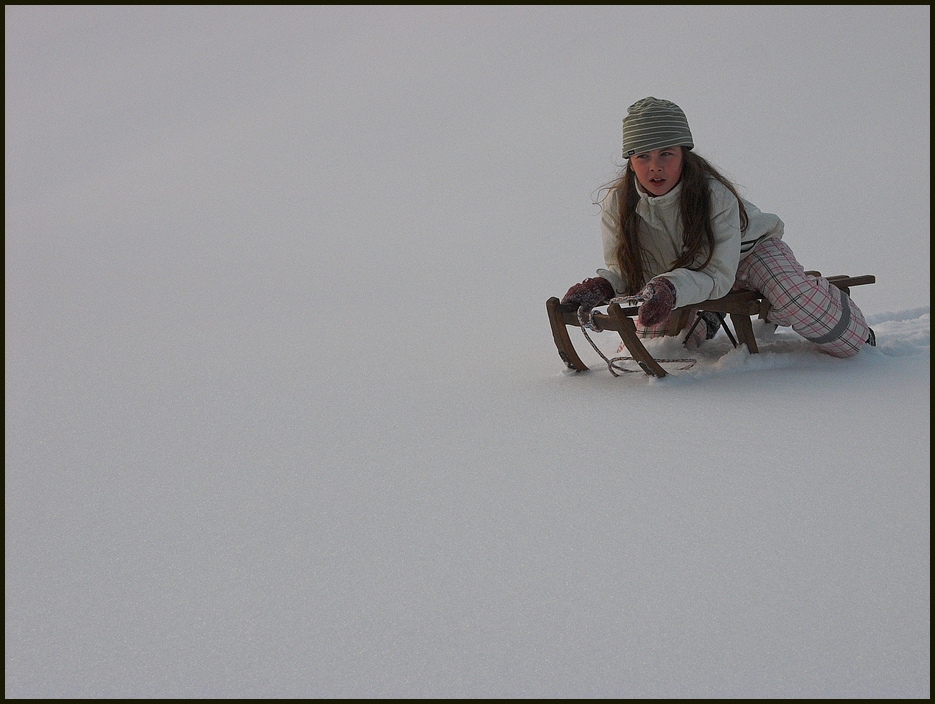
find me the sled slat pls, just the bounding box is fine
[607,303,668,378]
[547,297,588,371]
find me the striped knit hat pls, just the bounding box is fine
[622,97,694,159]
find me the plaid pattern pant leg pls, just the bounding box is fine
[734,238,870,358]
[625,309,705,349]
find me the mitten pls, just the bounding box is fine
[636,277,677,327]
[561,277,615,309]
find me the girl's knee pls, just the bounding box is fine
[814,309,872,358]
[820,342,863,358]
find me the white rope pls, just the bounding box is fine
[609,294,650,307]
[576,306,696,377]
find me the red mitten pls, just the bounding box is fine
[561,277,615,309]
[637,277,677,327]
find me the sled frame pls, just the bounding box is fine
[547,273,876,378]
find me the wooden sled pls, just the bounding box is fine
[547,273,876,378]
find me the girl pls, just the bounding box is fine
[561,97,874,357]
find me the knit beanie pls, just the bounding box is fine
[622,97,694,159]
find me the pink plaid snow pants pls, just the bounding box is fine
[629,307,708,347]
[734,238,870,357]
[633,238,870,357]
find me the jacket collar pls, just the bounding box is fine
[635,178,683,206]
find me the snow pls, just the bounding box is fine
[5,6,930,698]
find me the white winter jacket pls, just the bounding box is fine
[597,175,784,308]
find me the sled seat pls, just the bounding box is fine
[547,273,875,377]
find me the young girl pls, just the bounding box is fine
[561,96,874,357]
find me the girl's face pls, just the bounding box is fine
[629,146,683,196]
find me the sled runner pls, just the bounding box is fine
[547,273,876,378]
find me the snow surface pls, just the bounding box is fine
[5,6,930,698]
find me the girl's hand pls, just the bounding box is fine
[637,277,677,327]
[561,277,615,310]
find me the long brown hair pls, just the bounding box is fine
[603,149,748,295]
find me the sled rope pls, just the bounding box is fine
[576,305,696,377]
[609,294,651,308]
